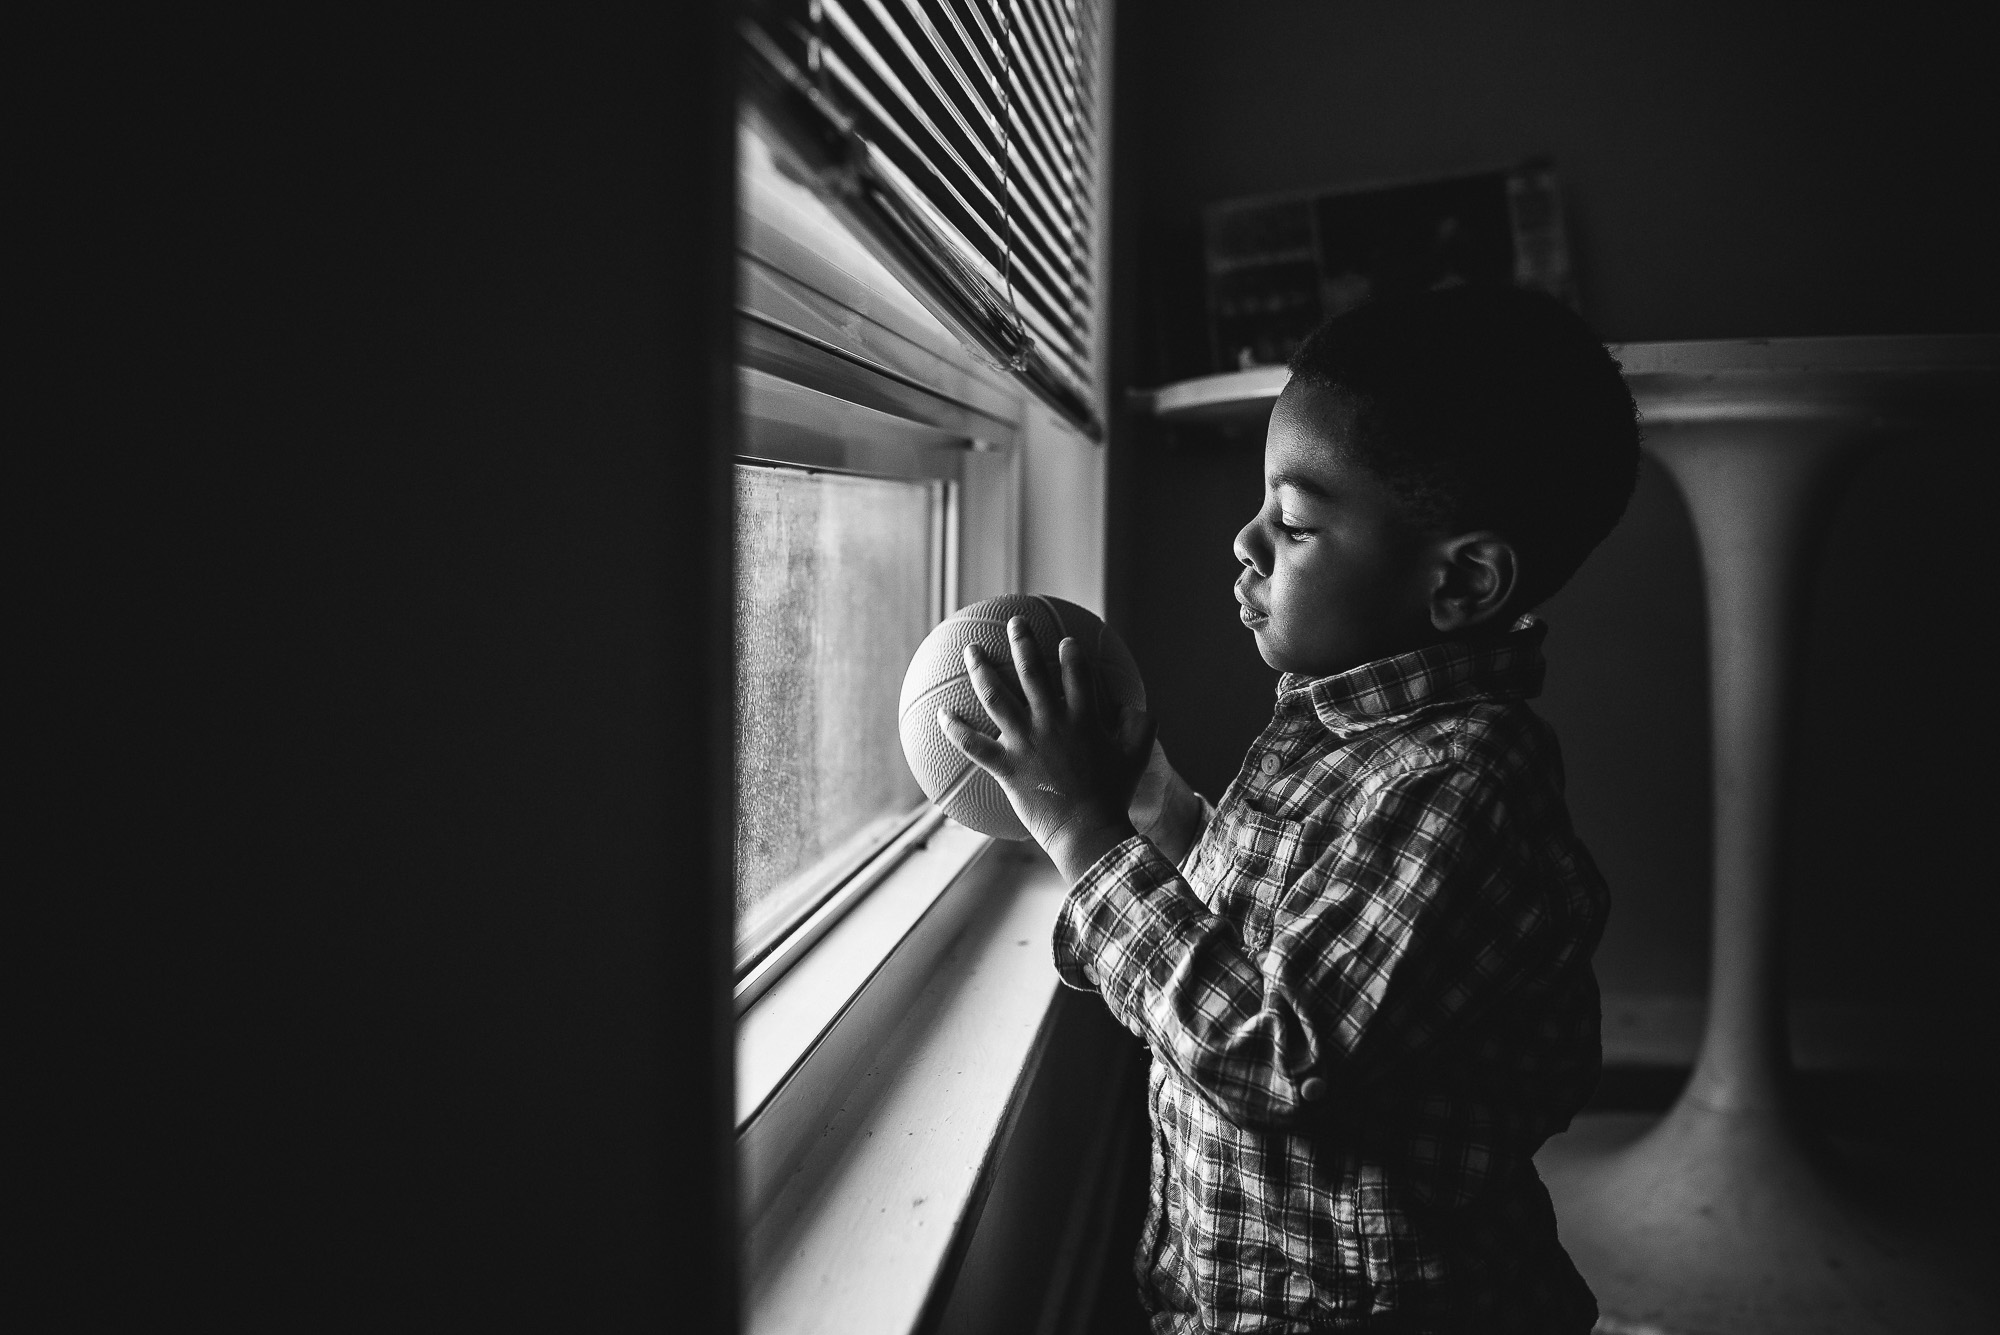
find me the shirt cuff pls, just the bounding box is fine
[1051,833,1209,1023]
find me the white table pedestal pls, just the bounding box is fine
[1539,338,1995,1335]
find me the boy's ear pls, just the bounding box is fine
[1429,532,1519,634]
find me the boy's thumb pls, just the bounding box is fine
[1116,705,1158,761]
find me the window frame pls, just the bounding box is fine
[732,107,1038,1224]
[729,117,1025,992]
[730,0,1115,1310]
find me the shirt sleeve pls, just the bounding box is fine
[1053,758,1592,1130]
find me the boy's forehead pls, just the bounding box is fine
[1267,380,1364,485]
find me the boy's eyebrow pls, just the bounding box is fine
[1268,470,1334,500]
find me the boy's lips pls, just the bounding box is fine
[1235,583,1268,626]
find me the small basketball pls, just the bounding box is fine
[897,594,1146,841]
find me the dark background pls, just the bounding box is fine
[27,10,736,1327]
[1104,1,1997,1021]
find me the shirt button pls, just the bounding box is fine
[1258,753,1281,777]
[1298,1076,1328,1102]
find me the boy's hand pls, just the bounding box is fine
[938,615,1156,882]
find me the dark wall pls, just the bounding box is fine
[1119,0,1999,379]
[1108,2,1996,1019]
[29,10,736,1326]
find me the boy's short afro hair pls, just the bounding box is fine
[1286,284,1641,611]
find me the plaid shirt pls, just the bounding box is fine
[1056,622,1605,1333]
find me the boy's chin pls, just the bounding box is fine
[1251,630,1327,676]
[1253,631,1382,679]
[1253,642,1295,673]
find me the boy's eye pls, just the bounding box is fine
[1277,520,1312,541]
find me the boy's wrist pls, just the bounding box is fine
[1045,809,1136,886]
[1133,756,1204,867]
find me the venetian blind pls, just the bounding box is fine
[743,0,1106,436]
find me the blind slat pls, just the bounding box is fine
[819,47,1006,256]
[1002,213,1085,316]
[1004,67,1089,226]
[823,3,1001,218]
[927,0,1004,100]
[847,0,998,172]
[829,0,1088,302]
[1018,0,1086,127]
[947,2,1095,232]
[1002,150,1086,281]
[829,29,1087,315]
[1000,20,1083,187]
[745,0,1105,435]
[887,0,1003,141]
[1000,247,1088,360]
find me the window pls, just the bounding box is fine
[732,3,1113,1311]
[731,461,947,967]
[730,120,1023,1006]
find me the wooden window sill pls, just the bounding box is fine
[740,845,1075,1335]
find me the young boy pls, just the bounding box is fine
[939,286,1638,1333]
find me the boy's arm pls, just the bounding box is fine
[934,621,1590,1129]
[1126,740,1210,867]
[1055,761,1598,1131]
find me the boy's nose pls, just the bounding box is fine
[1233,519,1268,574]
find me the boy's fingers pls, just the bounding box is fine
[1058,638,1092,723]
[962,645,1027,735]
[1004,616,1058,718]
[937,708,1006,770]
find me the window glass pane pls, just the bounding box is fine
[733,462,942,955]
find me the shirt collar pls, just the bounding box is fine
[1276,617,1549,738]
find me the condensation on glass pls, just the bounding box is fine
[733,461,946,956]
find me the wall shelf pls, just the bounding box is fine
[1127,365,1285,425]
[1131,335,1998,431]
